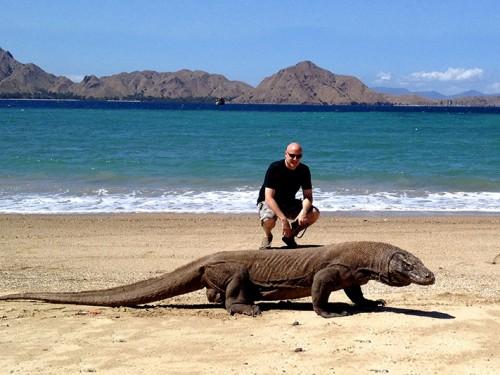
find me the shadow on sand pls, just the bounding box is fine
[268,244,324,250]
[139,300,455,319]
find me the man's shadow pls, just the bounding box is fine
[268,244,323,250]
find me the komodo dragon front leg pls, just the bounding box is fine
[203,263,260,316]
[344,285,386,309]
[311,265,384,318]
[311,266,351,318]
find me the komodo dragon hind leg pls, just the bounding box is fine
[204,264,260,316]
[206,288,225,304]
[224,267,260,316]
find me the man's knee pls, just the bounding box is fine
[261,217,277,229]
[258,202,277,224]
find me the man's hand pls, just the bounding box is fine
[297,211,309,226]
[298,193,313,227]
[281,218,292,237]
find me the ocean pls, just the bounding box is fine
[1,99,499,214]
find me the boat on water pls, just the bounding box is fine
[215,97,225,105]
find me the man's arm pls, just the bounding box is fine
[297,189,313,226]
[264,187,292,237]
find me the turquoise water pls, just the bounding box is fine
[1,102,499,213]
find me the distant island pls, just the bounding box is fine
[1,47,499,106]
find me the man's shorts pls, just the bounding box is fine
[257,199,311,223]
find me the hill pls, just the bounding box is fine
[70,70,252,101]
[0,48,73,97]
[233,61,388,105]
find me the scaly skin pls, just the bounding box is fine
[0,241,435,318]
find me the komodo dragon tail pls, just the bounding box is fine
[0,258,207,307]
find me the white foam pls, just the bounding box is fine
[314,190,500,212]
[0,189,499,214]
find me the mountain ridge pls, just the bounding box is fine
[1,47,499,106]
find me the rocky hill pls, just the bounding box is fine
[0,48,252,101]
[1,47,499,106]
[70,70,253,100]
[0,48,73,96]
[232,61,387,104]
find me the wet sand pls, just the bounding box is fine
[0,214,499,374]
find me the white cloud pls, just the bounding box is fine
[377,72,392,81]
[373,71,392,84]
[409,67,483,82]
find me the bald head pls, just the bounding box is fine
[286,143,302,153]
[284,142,303,170]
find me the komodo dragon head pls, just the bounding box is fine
[380,250,435,287]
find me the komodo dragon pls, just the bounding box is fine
[0,241,435,318]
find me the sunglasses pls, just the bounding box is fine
[287,152,303,160]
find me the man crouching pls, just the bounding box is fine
[257,142,320,249]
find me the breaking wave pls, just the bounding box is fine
[1,189,499,214]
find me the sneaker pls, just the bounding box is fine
[282,236,298,249]
[259,234,273,249]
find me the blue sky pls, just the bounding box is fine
[2,0,499,94]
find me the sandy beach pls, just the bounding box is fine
[0,213,499,374]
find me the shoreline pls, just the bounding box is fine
[1,213,499,373]
[2,190,499,214]
[2,98,500,109]
[2,210,500,217]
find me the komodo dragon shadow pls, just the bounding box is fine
[258,301,453,319]
[0,241,436,318]
[141,302,453,319]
